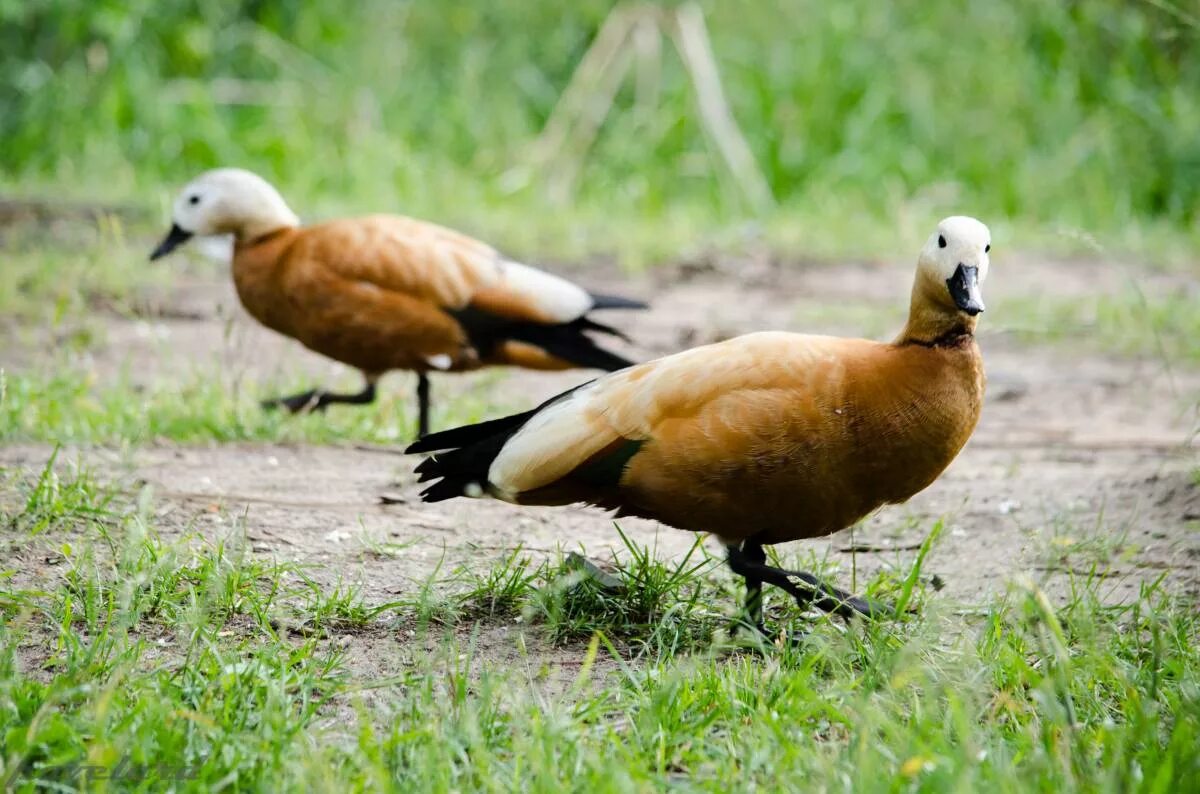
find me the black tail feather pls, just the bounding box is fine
[406,407,539,454]
[409,432,511,502]
[575,316,632,343]
[507,319,635,372]
[449,306,637,373]
[406,381,593,503]
[419,477,478,503]
[589,292,648,311]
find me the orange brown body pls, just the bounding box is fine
[230,218,596,377]
[509,332,985,545]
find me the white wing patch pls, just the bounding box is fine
[497,260,593,323]
[487,381,610,498]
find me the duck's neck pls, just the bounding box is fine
[236,211,299,245]
[233,225,296,255]
[895,271,978,347]
[230,185,301,244]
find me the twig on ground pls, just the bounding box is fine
[837,542,924,553]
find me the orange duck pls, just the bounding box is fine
[149,168,646,437]
[408,217,991,631]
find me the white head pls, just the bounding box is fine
[149,168,300,260]
[916,215,992,316]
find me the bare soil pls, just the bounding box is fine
[3,251,1199,672]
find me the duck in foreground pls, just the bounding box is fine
[149,168,646,438]
[407,216,990,633]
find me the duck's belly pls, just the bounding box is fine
[625,459,890,545]
[234,273,469,374]
[619,422,962,546]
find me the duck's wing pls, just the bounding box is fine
[299,215,644,370]
[304,215,638,324]
[410,332,863,502]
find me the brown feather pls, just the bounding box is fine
[615,335,983,544]
[232,225,471,374]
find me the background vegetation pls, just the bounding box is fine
[3,0,1200,259]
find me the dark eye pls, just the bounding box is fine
[188,195,200,205]
[985,244,991,253]
[938,235,946,248]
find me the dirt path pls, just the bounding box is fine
[3,253,1199,613]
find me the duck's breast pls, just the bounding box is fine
[848,339,985,505]
[231,229,303,336]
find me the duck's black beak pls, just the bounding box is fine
[946,264,985,316]
[149,223,193,261]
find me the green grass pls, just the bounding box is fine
[0,361,514,445]
[0,214,161,322]
[523,531,718,652]
[2,449,117,536]
[2,468,1198,791]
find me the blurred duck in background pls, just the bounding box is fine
[150,168,647,438]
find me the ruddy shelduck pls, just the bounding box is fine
[408,216,992,633]
[149,168,646,437]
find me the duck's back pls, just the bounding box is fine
[230,215,621,374]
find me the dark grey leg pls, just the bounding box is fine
[726,544,886,621]
[731,541,768,636]
[262,380,377,414]
[416,373,431,438]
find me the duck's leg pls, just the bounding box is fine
[728,541,768,636]
[726,544,887,621]
[262,377,378,414]
[416,373,431,438]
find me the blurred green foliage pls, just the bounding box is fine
[2,0,1199,232]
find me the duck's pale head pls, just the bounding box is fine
[149,168,300,261]
[915,215,991,317]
